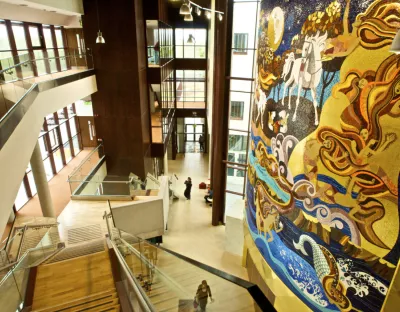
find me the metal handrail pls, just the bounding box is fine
[0,69,95,151]
[16,225,28,261]
[67,144,104,179]
[0,49,87,75]
[109,238,156,312]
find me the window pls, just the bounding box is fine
[228,134,248,152]
[230,101,244,119]
[175,28,206,59]
[176,70,206,108]
[233,33,248,53]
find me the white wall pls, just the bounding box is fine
[0,2,81,27]
[0,74,97,236]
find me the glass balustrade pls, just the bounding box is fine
[0,48,93,121]
[104,213,272,312]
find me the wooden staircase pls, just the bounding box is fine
[31,249,120,312]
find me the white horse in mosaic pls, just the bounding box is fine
[281,32,327,126]
[255,86,267,129]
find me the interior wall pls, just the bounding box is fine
[246,1,400,311]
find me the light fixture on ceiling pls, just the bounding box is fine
[95,0,105,44]
[196,7,201,16]
[180,0,191,15]
[205,11,211,19]
[187,34,195,44]
[390,30,400,54]
[218,13,223,21]
[184,13,193,22]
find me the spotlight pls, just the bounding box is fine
[180,0,191,15]
[205,11,211,19]
[196,7,201,16]
[218,13,223,21]
[184,14,193,22]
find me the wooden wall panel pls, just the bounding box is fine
[82,0,152,178]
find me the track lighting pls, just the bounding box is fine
[180,0,191,15]
[184,14,193,22]
[181,1,224,22]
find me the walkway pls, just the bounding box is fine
[17,149,92,218]
[164,153,248,279]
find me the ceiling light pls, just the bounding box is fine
[96,31,105,44]
[184,14,193,22]
[95,0,105,44]
[390,30,400,54]
[196,7,201,16]
[218,13,223,21]
[180,0,191,15]
[187,34,195,44]
[205,11,211,19]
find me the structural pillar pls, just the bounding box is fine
[30,142,55,218]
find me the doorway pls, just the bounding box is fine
[177,118,205,153]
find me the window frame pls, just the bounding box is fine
[230,101,245,120]
[233,33,249,54]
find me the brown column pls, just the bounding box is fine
[210,0,232,225]
[82,0,152,178]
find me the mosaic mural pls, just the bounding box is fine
[246,0,400,311]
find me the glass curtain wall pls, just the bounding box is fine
[176,70,206,109]
[14,103,82,211]
[175,28,207,59]
[225,1,260,217]
[0,19,68,82]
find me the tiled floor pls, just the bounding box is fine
[165,153,248,280]
[16,149,93,218]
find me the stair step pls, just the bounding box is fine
[33,290,117,312]
[70,297,119,312]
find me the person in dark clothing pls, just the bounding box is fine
[196,280,212,311]
[199,134,205,152]
[184,177,192,200]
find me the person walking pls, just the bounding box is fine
[196,280,213,311]
[184,177,192,200]
[199,134,205,152]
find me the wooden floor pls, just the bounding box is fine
[32,250,117,311]
[17,149,93,218]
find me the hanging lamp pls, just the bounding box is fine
[95,0,105,44]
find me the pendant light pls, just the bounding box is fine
[390,30,400,54]
[205,11,211,19]
[180,0,191,15]
[187,34,195,44]
[95,0,105,44]
[218,13,223,21]
[196,7,201,16]
[184,14,193,22]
